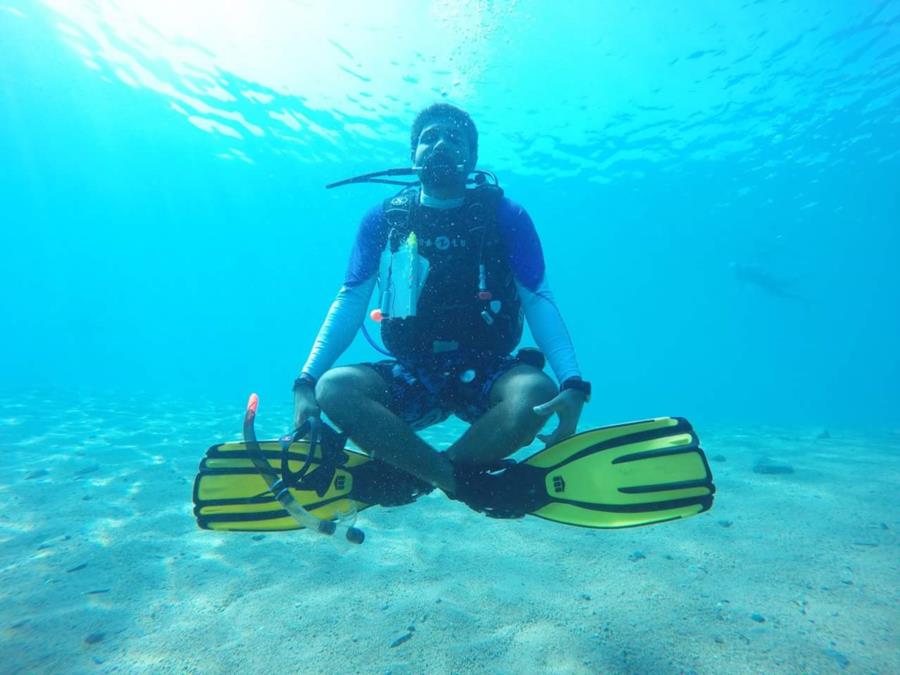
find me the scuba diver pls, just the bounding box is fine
[192,104,714,540]
[291,103,591,513]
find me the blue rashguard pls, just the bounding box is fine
[301,193,582,383]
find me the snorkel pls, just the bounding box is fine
[242,393,366,545]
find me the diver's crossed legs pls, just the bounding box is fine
[315,363,556,493]
[445,364,557,463]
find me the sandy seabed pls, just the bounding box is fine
[1,390,897,674]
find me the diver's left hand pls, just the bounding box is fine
[532,389,587,446]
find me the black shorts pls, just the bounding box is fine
[367,352,520,430]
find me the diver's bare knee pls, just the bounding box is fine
[316,366,386,419]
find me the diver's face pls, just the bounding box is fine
[413,119,474,189]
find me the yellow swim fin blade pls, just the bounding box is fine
[523,416,715,528]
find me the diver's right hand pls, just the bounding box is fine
[292,383,320,432]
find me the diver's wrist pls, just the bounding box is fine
[560,377,591,403]
[292,373,317,393]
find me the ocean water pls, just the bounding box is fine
[1,1,898,673]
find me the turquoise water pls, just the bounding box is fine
[2,2,899,673]
[4,0,898,426]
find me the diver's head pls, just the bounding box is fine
[410,103,478,193]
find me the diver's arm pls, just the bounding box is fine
[519,276,587,445]
[500,198,585,441]
[517,278,582,384]
[299,203,386,380]
[300,276,376,379]
[497,197,580,382]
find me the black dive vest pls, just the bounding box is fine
[379,185,524,360]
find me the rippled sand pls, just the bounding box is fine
[1,391,897,674]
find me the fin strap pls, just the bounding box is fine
[278,418,351,497]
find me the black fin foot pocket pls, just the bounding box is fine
[449,461,545,519]
[351,461,435,507]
